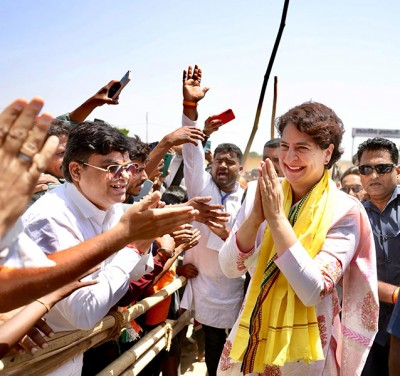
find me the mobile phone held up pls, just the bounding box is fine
[204,140,212,152]
[211,109,235,124]
[108,70,131,99]
[161,152,173,178]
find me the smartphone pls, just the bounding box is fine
[211,109,235,124]
[161,152,173,177]
[148,141,159,151]
[108,70,131,99]
[204,140,212,152]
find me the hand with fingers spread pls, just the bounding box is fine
[186,196,230,226]
[182,64,209,103]
[182,65,209,121]
[119,191,199,241]
[171,224,199,248]
[175,227,201,254]
[0,98,59,237]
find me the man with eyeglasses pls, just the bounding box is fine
[21,121,159,375]
[339,166,368,201]
[357,137,400,376]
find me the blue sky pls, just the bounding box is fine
[1,0,399,162]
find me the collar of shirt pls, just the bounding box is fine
[65,183,122,231]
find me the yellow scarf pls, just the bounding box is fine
[230,170,336,373]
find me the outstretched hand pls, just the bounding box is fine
[182,65,209,103]
[164,126,205,148]
[0,98,59,237]
[187,196,230,226]
[120,191,199,242]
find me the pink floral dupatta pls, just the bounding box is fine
[334,199,378,374]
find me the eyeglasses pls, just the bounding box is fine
[340,185,364,194]
[79,161,139,177]
[358,163,396,176]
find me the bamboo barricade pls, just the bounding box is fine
[99,311,190,376]
[0,276,188,375]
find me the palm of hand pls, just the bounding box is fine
[183,80,206,102]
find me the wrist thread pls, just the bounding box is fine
[183,100,197,108]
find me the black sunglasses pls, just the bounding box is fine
[340,185,364,194]
[358,163,396,176]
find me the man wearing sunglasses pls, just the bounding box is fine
[22,121,157,375]
[357,137,400,376]
[340,166,368,201]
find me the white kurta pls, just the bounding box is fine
[180,114,245,329]
[217,190,378,375]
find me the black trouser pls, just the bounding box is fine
[202,324,229,376]
[361,340,390,376]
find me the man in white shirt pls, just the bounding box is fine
[179,65,245,376]
[23,121,159,375]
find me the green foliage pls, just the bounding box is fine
[248,151,261,158]
[117,127,130,136]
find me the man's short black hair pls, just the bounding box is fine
[263,138,280,149]
[214,143,243,164]
[357,137,399,165]
[161,186,188,205]
[49,119,71,137]
[62,121,131,182]
[128,135,150,163]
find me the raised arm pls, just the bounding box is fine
[65,80,120,123]
[145,126,205,176]
[182,64,209,121]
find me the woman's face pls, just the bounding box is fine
[279,122,334,200]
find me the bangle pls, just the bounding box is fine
[392,286,400,304]
[36,299,51,313]
[183,100,197,108]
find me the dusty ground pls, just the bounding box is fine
[180,325,207,376]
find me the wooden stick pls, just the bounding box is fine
[243,0,290,163]
[270,76,278,139]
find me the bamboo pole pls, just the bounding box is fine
[243,0,290,164]
[0,277,187,375]
[270,76,278,139]
[98,311,190,376]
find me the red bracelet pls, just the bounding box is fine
[183,100,197,108]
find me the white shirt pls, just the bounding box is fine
[180,114,245,329]
[22,182,153,331]
[22,183,153,376]
[0,219,54,268]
